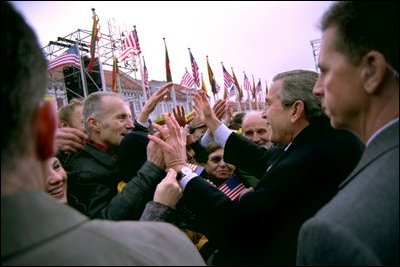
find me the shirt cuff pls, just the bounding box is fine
[136,119,150,128]
[199,131,214,147]
[213,123,232,148]
[179,173,198,190]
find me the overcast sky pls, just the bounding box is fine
[11,1,331,91]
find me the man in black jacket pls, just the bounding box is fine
[65,88,171,220]
[149,70,364,265]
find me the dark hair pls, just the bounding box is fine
[321,1,398,75]
[1,2,48,170]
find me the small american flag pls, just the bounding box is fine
[218,176,247,201]
[48,44,81,70]
[143,57,150,89]
[243,72,252,92]
[119,28,141,61]
[222,64,234,90]
[189,49,200,87]
[180,68,195,88]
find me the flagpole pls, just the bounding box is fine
[163,38,176,107]
[245,71,251,111]
[91,8,106,92]
[137,55,148,102]
[255,78,260,111]
[132,53,143,110]
[75,41,88,98]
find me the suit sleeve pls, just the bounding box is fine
[297,218,381,265]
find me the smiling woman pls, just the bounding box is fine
[44,157,68,204]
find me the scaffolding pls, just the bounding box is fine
[42,19,143,112]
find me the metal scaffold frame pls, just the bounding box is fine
[43,19,144,111]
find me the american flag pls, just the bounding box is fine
[218,176,247,201]
[256,79,262,93]
[243,72,252,92]
[48,44,81,70]
[189,49,200,87]
[119,28,141,61]
[180,68,195,88]
[222,63,234,90]
[143,57,150,89]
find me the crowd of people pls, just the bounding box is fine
[1,1,398,265]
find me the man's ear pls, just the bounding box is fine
[362,51,387,94]
[88,117,100,132]
[290,100,305,123]
[35,99,58,160]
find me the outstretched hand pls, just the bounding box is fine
[147,113,187,171]
[138,82,172,123]
[153,168,182,208]
[193,92,224,134]
[172,105,194,127]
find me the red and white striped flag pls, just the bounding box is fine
[143,58,150,89]
[222,63,234,90]
[218,176,247,201]
[180,68,195,88]
[189,49,200,87]
[243,72,252,92]
[48,44,81,70]
[119,27,141,61]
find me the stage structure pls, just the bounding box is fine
[42,16,145,116]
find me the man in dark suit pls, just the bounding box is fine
[297,1,399,265]
[147,70,364,265]
[0,3,205,265]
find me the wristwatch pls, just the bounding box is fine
[176,165,197,181]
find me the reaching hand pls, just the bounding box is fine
[193,92,223,134]
[147,132,166,169]
[148,114,187,171]
[172,105,194,127]
[56,127,88,153]
[153,168,183,208]
[138,82,172,123]
[213,99,227,120]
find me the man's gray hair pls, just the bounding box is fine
[82,91,119,135]
[273,70,324,120]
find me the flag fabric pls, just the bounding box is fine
[206,56,218,95]
[252,75,257,100]
[256,79,262,93]
[189,49,200,87]
[164,39,172,83]
[111,56,119,93]
[222,64,234,90]
[200,73,209,96]
[143,57,150,89]
[87,11,99,71]
[243,72,252,92]
[218,176,247,201]
[48,44,81,70]
[232,68,243,101]
[180,68,195,88]
[119,27,141,61]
